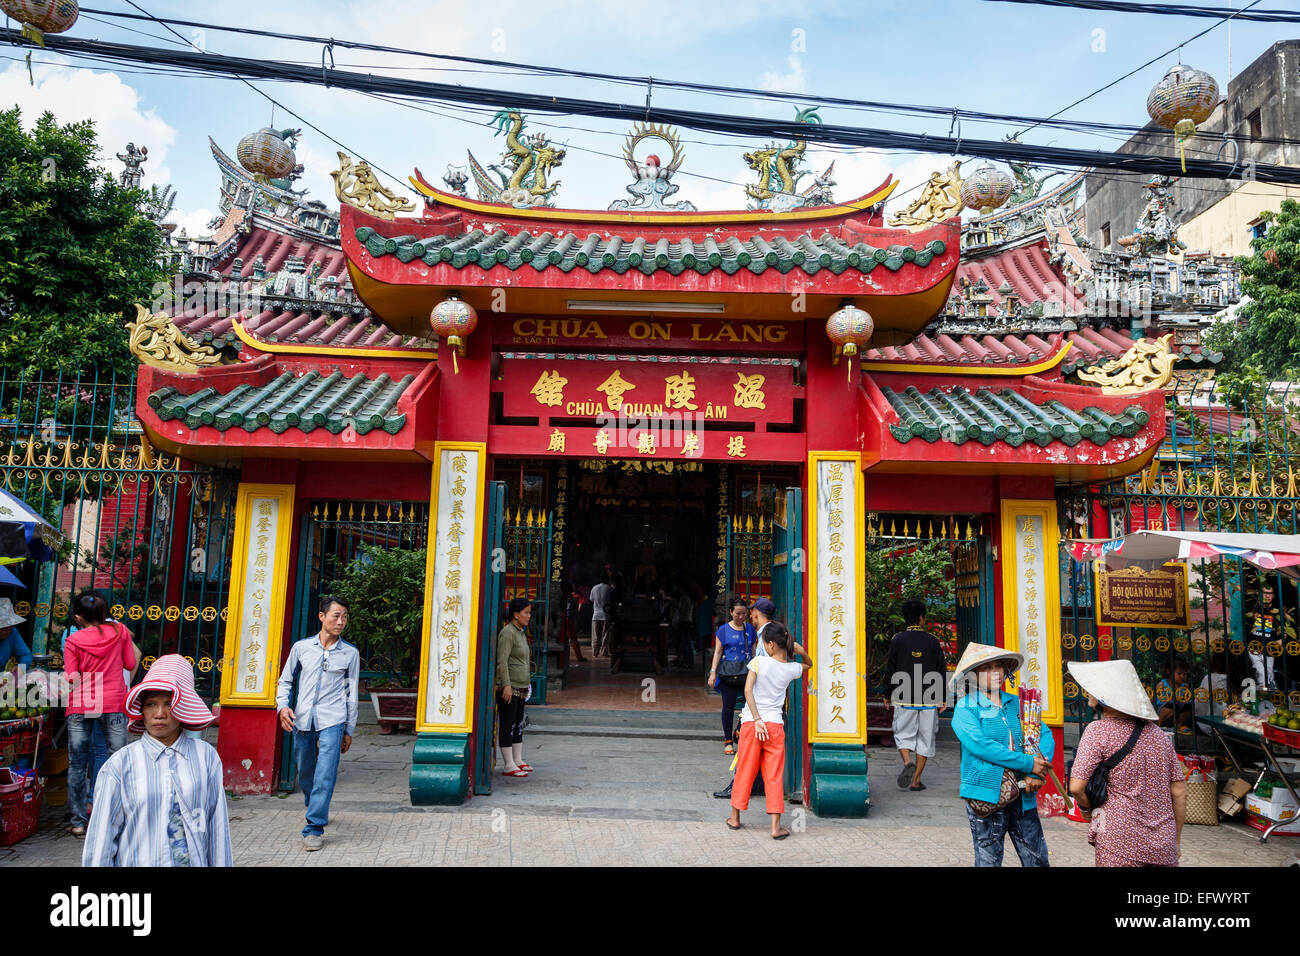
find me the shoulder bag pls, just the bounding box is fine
[718,629,754,688]
[965,705,1023,818]
[1079,720,1145,810]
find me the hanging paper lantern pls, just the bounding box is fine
[1147,64,1219,173]
[960,162,1013,215]
[1,0,79,42]
[430,293,478,373]
[237,128,297,180]
[826,302,874,383]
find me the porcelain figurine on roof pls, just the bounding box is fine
[465,109,566,208]
[609,123,696,212]
[744,107,822,213]
[1118,175,1187,258]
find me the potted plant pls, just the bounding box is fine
[329,544,426,734]
[863,541,957,744]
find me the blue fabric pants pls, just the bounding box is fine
[67,712,127,828]
[294,723,345,837]
[965,800,1051,867]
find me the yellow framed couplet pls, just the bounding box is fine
[415,441,487,735]
[807,451,868,744]
[998,499,1064,726]
[219,483,296,707]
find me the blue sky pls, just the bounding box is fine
[0,0,1289,233]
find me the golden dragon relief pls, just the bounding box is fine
[127,305,224,373]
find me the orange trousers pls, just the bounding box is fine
[731,720,785,814]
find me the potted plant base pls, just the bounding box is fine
[369,684,418,734]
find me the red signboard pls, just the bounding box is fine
[501,358,797,426]
[492,315,804,354]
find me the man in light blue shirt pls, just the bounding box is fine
[275,595,359,852]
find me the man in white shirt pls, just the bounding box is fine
[589,573,614,658]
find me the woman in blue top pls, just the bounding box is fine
[950,643,1054,868]
[708,598,757,755]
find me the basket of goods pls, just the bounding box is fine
[1265,709,1300,749]
[0,768,43,847]
[1177,754,1219,826]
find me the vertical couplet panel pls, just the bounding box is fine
[219,483,296,707]
[416,442,487,734]
[807,452,866,744]
[998,499,1064,726]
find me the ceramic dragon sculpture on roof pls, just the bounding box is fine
[467,110,566,207]
[744,107,828,212]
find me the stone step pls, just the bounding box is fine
[523,706,718,740]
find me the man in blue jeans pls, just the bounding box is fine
[275,595,359,852]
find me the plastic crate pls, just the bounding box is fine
[0,770,43,847]
[1264,723,1300,750]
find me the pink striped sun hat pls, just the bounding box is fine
[125,654,215,734]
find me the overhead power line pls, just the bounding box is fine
[11,27,1296,185]
[982,0,1300,22]
[79,4,1300,147]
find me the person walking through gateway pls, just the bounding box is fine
[709,598,757,756]
[589,573,613,659]
[1068,659,1186,868]
[726,622,810,839]
[886,599,947,791]
[275,595,359,852]
[950,643,1053,867]
[497,597,534,778]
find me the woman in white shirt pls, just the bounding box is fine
[725,622,810,839]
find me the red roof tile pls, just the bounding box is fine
[955,241,1087,313]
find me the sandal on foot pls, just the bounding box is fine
[518,763,533,772]
[897,764,915,789]
[502,768,530,777]
[726,820,743,831]
[909,782,927,791]
[724,743,736,755]
[772,829,791,840]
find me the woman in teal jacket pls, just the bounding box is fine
[951,644,1053,867]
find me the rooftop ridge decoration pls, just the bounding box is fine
[1077,333,1176,394]
[332,151,416,221]
[463,109,567,208]
[744,107,827,213]
[887,161,963,230]
[407,167,897,225]
[128,304,224,374]
[608,122,695,212]
[230,317,436,360]
[353,224,947,277]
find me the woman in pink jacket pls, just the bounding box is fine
[63,592,137,837]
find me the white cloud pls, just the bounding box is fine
[169,206,218,237]
[0,59,177,185]
[760,55,807,94]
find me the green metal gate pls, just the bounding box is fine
[475,480,507,793]
[1057,379,1300,752]
[770,487,805,799]
[501,502,553,703]
[0,370,239,697]
[278,498,429,790]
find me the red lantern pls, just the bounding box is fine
[826,302,874,383]
[430,293,478,373]
[1,1,79,44]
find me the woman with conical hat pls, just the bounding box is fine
[950,642,1054,867]
[1066,659,1185,868]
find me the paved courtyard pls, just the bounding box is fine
[4,706,1297,867]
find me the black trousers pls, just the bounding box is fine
[719,683,742,741]
[497,689,526,747]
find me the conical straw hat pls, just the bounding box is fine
[950,641,1025,692]
[1066,660,1158,721]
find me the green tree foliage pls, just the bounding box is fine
[1204,198,1300,387]
[863,541,956,691]
[329,545,428,685]
[0,108,168,378]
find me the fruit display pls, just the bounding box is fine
[0,705,51,721]
[1266,708,1300,732]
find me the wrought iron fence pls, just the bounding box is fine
[1058,378,1300,753]
[0,370,239,697]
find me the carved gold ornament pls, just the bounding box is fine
[887,161,963,229]
[1077,333,1175,394]
[332,152,415,220]
[127,305,223,373]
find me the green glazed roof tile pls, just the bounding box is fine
[882,385,1146,448]
[148,370,413,437]
[356,225,946,278]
